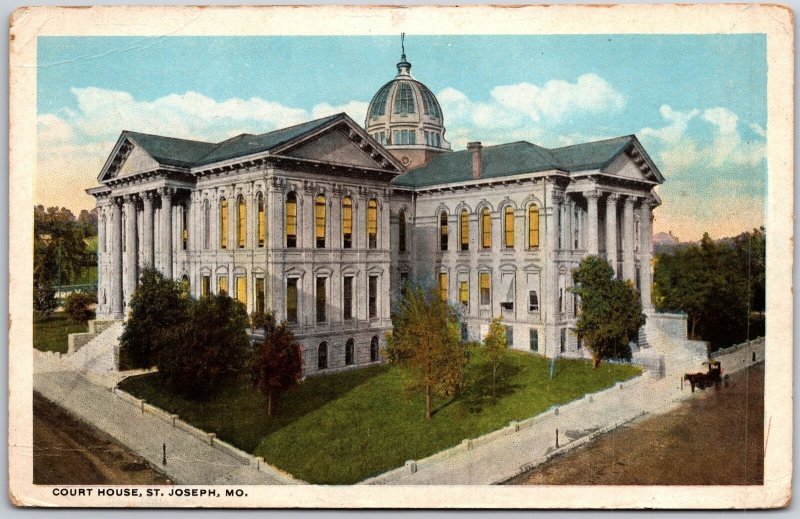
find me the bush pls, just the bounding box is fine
[157,293,250,400]
[250,310,268,332]
[63,291,96,323]
[33,273,57,320]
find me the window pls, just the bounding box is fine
[438,272,448,302]
[460,210,469,251]
[367,199,378,249]
[529,329,538,352]
[393,129,416,145]
[203,200,210,250]
[559,288,564,314]
[286,278,298,324]
[255,278,265,315]
[257,192,265,247]
[480,272,491,306]
[180,275,190,294]
[236,195,246,248]
[528,290,539,312]
[459,281,469,307]
[574,208,580,249]
[342,196,353,248]
[285,192,297,248]
[481,208,491,249]
[343,276,353,320]
[560,328,566,353]
[345,339,355,366]
[439,211,448,251]
[504,206,514,249]
[577,335,582,350]
[573,290,578,316]
[528,204,540,249]
[370,336,380,362]
[368,275,378,318]
[218,275,228,295]
[394,83,415,114]
[315,195,326,248]
[219,197,228,249]
[506,326,514,347]
[236,276,247,306]
[201,275,211,297]
[398,210,407,252]
[369,84,391,117]
[317,342,328,370]
[316,277,327,322]
[181,205,188,250]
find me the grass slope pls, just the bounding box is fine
[120,350,639,484]
[33,313,87,354]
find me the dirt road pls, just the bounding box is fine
[507,363,764,485]
[33,392,171,485]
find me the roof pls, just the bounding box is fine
[392,135,639,188]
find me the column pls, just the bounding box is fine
[110,197,124,319]
[545,189,563,357]
[622,195,636,281]
[160,187,174,279]
[142,191,155,267]
[640,197,654,310]
[586,190,599,255]
[123,194,138,308]
[605,193,619,274]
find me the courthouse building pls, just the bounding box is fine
[89,50,663,373]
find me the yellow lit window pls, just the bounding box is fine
[342,197,353,248]
[504,206,514,249]
[236,276,247,306]
[438,272,448,302]
[367,199,378,249]
[315,195,326,248]
[479,272,491,306]
[237,195,246,248]
[218,276,228,295]
[460,210,469,251]
[257,193,266,247]
[255,278,265,315]
[286,192,297,248]
[219,198,228,249]
[481,208,491,249]
[459,280,469,307]
[201,275,210,297]
[528,204,540,249]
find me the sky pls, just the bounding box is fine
[36,35,767,241]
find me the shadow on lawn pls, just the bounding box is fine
[439,358,523,415]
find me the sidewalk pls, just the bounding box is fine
[33,367,292,485]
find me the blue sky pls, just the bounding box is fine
[36,35,767,240]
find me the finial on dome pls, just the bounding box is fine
[396,32,412,77]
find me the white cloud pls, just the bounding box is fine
[749,122,767,139]
[311,100,368,125]
[702,107,738,135]
[640,105,699,143]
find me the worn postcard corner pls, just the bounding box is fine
[7,3,794,509]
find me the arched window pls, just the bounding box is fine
[528,204,540,249]
[315,195,326,248]
[342,196,353,248]
[285,192,297,248]
[481,207,492,250]
[504,206,515,249]
[394,83,416,114]
[370,336,380,362]
[203,200,210,250]
[236,195,246,248]
[398,210,407,252]
[367,198,378,249]
[460,210,469,251]
[439,211,448,251]
[318,342,328,370]
[257,192,265,248]
[219,197,228,249]
[180,274,190,294]
[345,338,355,366]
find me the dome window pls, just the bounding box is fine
[394,83,416,115]
[419,86,441,119]
[369,83,392,118]
[393,129,416,145]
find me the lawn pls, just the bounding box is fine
[33,312,88,354]
[119,350,640,484]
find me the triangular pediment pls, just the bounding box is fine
[98,134,160,182]
[602,141,663,183]
[118,143,160,177]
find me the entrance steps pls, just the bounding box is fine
[66,320,124,373]
[644,312,708,375]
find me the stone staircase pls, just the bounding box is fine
[644,312,708,375]
[66,320,124,373]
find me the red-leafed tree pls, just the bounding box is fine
[251,312,303,416]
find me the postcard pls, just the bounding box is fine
[8,4,793,508]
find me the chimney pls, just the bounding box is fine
[467,141,483,179]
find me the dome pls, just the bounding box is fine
[365,51,451,169]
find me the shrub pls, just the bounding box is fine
[250,310,269,332]
[33,273,58,320]
[64,291,96,323]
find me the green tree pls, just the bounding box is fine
[34,205,89,287]
[119,267,191,369]
[63,291,96,323]
[251,312,303,416]
[33,271,58,320]
[385,284,469,420]
[157,292,250,399]
[483,317,508,399]
[572,256,646,368]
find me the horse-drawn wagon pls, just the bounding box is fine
[684,360,723,392]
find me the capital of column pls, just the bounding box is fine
[606,192,620,205]
[551,189,564,206]
[111,195,124,207]
[141,190,155,202]
[122,193,138,205]
[584,190,601,201]
[624,194,639,207]
[158,186,176,199]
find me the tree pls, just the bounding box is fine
[120,267,191,369]
[33,271,58,320]
[385,284,469,420]
[34,205,89,287]
[250,310,269,332]
[250,312,303,416]
[64,291,96,323]
[572,256,646,368]
[483,317,507,399]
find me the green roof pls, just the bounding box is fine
[124,132,217,168]
[392,135,637,188]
